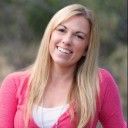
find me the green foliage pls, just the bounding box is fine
[4,0,15,4]
[1,0,127,44]
[24,0,82,40]
[25,5,53,38]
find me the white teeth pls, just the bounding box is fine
[58,47,72,54]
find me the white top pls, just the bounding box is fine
[32,104,69,128]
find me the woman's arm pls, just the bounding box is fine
[99,69,127,128]
[0,74,18,128]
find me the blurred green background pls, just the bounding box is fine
[0,0,127,121]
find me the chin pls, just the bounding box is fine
[53,60,68,66]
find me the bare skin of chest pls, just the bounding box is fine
[43,81,71,107]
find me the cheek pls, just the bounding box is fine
[49,35,57,49]
[75,43,88,54]
[49,37,59,50]
[74,45,88,59]
[50,32,60,42]
[49,34,60,55]
[49,38,55,55]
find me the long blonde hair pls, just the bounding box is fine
[26,4,100,127]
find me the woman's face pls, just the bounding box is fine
[49,15,90,67]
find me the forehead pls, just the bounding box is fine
[59,16,90,34]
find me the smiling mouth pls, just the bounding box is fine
[57,46,72,54]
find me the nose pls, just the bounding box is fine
[62,33,72,45]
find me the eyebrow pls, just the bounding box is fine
[59,24,67,29]
[59,24,87,36]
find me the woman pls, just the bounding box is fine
[0,4,126,128]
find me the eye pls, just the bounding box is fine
[58,28,65,32]
[76,35,84,40]
[56,27,66,33]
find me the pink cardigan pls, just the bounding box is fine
[0,69,127,128]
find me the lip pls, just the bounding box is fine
[57,46,73,54]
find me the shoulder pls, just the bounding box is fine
[5,70,30,78]
[1,70,30,92]
[98,68,114,80]
[2,70,30,84]
[98,68,117,87]
[98,68,120,102]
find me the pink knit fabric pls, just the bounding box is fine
[0,69,127,128]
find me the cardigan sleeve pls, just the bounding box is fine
[0,74,18,128]
[99,69,127,128]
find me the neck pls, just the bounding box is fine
[50,63,76,83]
[43,63,76,107]
[46,63,76,91]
